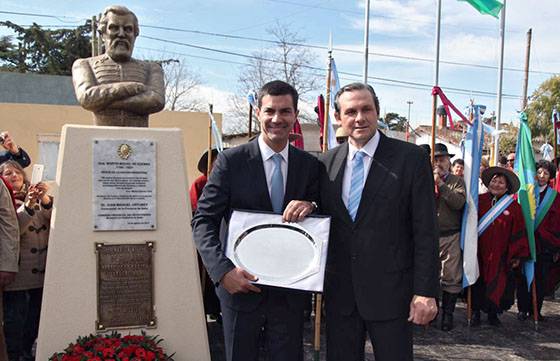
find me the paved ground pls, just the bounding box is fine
[207,296,560,360]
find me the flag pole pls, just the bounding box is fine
[207,104,214,176]
[466,104,475,327]
[314,38,333,361]
[322,42,333,153]
[492,0,506,165]
[248,103,253,139]
[467,287,472,326]
[532,280,539,330]
[363,0,370,83]
[430,0,442,162]
[554,109,558,170]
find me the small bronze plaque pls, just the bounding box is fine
[95,242,156,331]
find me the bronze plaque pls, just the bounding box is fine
[95,242,156,331]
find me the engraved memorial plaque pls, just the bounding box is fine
[93,139,156,231]
[96,242,156,330]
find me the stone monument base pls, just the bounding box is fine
[36,125,210,360]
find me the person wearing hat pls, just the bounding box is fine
[472,167,529,326]
[189,148,220,213]
[335,127,349,145]
[432,143,466,331]
[516,160,560,321]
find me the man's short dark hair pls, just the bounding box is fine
[452,159,464,167]
[334,82,380,115]
[257,80,299,111]
[99,5,140,37]
[536,159,557,179]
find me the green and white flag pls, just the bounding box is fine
[459,0,503,18]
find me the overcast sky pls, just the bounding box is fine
[1,0,558,132]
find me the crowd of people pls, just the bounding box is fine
[1,81,559,361]
[429,141,560,330]
[0,131,52,361]
[190,80,560,361]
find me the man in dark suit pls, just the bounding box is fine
[319,82,439,361]
[192,80,319,361]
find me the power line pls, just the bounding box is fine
[140,34,521,99]
[0,10,85,23]
[138,25,557,76]
[1,10,556,76]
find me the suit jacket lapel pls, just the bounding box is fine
[246,140,273,211]
[354,132,394,225]
[330,143,354,226]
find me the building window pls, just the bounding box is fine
[37,134,60,181]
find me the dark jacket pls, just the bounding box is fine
[0,147,31,168]
[319,132,439,321]
[192,139,320,311]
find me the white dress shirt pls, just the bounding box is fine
[341,131,380,208]
[258,135,289,197]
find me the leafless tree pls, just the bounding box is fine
[228,23,321,134]
[161,58,204,111]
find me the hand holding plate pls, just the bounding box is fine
[221,267,261,294]
[282,200,315,223]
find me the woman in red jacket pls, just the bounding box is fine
[472,167,530,326]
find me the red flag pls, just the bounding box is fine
[317,95,325,151]
[291,119,305,150]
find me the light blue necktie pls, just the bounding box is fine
[347,151,365,221]
[270,154,284,213]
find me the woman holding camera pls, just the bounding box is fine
[0,160,52,361]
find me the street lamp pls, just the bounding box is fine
[406,100,413,142]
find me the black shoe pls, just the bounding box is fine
[441,313,454,331]
[471,311,481,327]
[488,313,502,327]
[517,311,529,321]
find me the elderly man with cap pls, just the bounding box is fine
[473,167,529,326]
[432,143,466,331]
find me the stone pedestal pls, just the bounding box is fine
[36,125,210,360]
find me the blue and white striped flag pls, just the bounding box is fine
[461,105,485,288]
[208,111,224,153]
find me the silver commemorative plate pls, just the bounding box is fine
[233,223,321,285]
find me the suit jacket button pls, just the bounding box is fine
[351,255,357,261]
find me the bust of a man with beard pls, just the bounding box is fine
[72,5,165,127]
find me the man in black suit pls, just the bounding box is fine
[319,83,439,361]
[192,80,319,361]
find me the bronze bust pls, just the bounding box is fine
[72,5,165,127]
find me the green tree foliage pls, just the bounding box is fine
[385,112,408,132]
[498,123,518,155]
[0,21,91,75]
[526,75,560,142]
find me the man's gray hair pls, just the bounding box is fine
[334,82,380,115]
[98,5,139,37]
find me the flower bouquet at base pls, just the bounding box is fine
[49,331,175,361]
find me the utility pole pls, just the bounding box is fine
[521,29,532,110]
[363,0,370,83]
[492,0,506,165]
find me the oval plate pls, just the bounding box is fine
[233,223,321,284]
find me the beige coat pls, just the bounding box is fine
[0,180,19,273]
[6,196,52,291]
